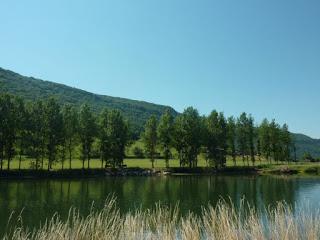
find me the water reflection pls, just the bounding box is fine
[0,175,319,234]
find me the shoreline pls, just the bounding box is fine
[0,165,319,179]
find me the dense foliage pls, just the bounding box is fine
[0,94,129,170]
[1,67,319,159]
[0,67,177,138]
[142,108,294,168]
[0,93,296,170]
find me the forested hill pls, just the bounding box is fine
[292,133,320,159]
[0,67,178,137]
[0,67,319,159]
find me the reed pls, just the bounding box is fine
[3,198,320,240]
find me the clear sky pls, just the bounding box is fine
[1,0,320,138]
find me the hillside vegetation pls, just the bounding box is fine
[0,67,177,137]
[0,67,319,159]
[292,133,320,159]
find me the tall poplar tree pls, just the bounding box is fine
[157,110,174,168]
[143,115,158,168]
[204,111,227,168]
[227,116,237,166]
[62,105,78,169]
[110,110,129,167]
[173,107,202,168]
[247,115,256,165]
[99,109,110,168]
[259,118,271,163]
[237,113,249,165]
[45,98,63,170]
[15,97,28,170]
[79,104,96,169]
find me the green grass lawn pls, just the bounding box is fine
[2,156,319,174]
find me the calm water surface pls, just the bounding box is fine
[0,175,320,235]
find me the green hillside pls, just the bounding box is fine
[0,67,177,137]
[0,67,319,159]
[292,133,320,159]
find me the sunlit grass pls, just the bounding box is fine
[2,156,319,173]
[4,197,320,240]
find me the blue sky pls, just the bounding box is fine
[1,0,320,138]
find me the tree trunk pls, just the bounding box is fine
[41,153,44,169]
[19,153,22,170]
[87,153,90,169]
[7,158,10,170]
[47,158,50,171]
[36,157,39,170]
[69,145,72,170]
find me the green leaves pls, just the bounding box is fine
[157,110,174,167]
[79,104,97,169]
[143,115,158,168]
[99,109,129,168]
[173,107,202,168]
[204,111,227,168]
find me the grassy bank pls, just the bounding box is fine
[3,198,319,240]
[1,157,319,177]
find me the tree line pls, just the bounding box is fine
[143,107,294,168]
[0,94,294,170]
[0,94,129,170]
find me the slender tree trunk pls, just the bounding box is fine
[19,153,22,170]
[47,157,50,171]
[36,157,39,170]
[7,158,10,170]
[69,143,72,170]
[41,143,45,169]
[101,158,104,169]
[151,156,154,168]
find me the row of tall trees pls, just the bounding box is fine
[143,107,293,168]
[0,93,294,170]
[0,94,129,170]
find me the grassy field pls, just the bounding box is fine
[1,155,320,176]
[4,197,320,240]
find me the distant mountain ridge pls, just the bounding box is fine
[0,67,178,137]
[0,67,319,159]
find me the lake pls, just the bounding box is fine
[0,175,320,236]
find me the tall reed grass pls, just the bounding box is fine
[3,197,320,240]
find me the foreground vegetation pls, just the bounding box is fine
[3,197,319,240]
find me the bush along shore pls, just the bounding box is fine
[3,197,320,240]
